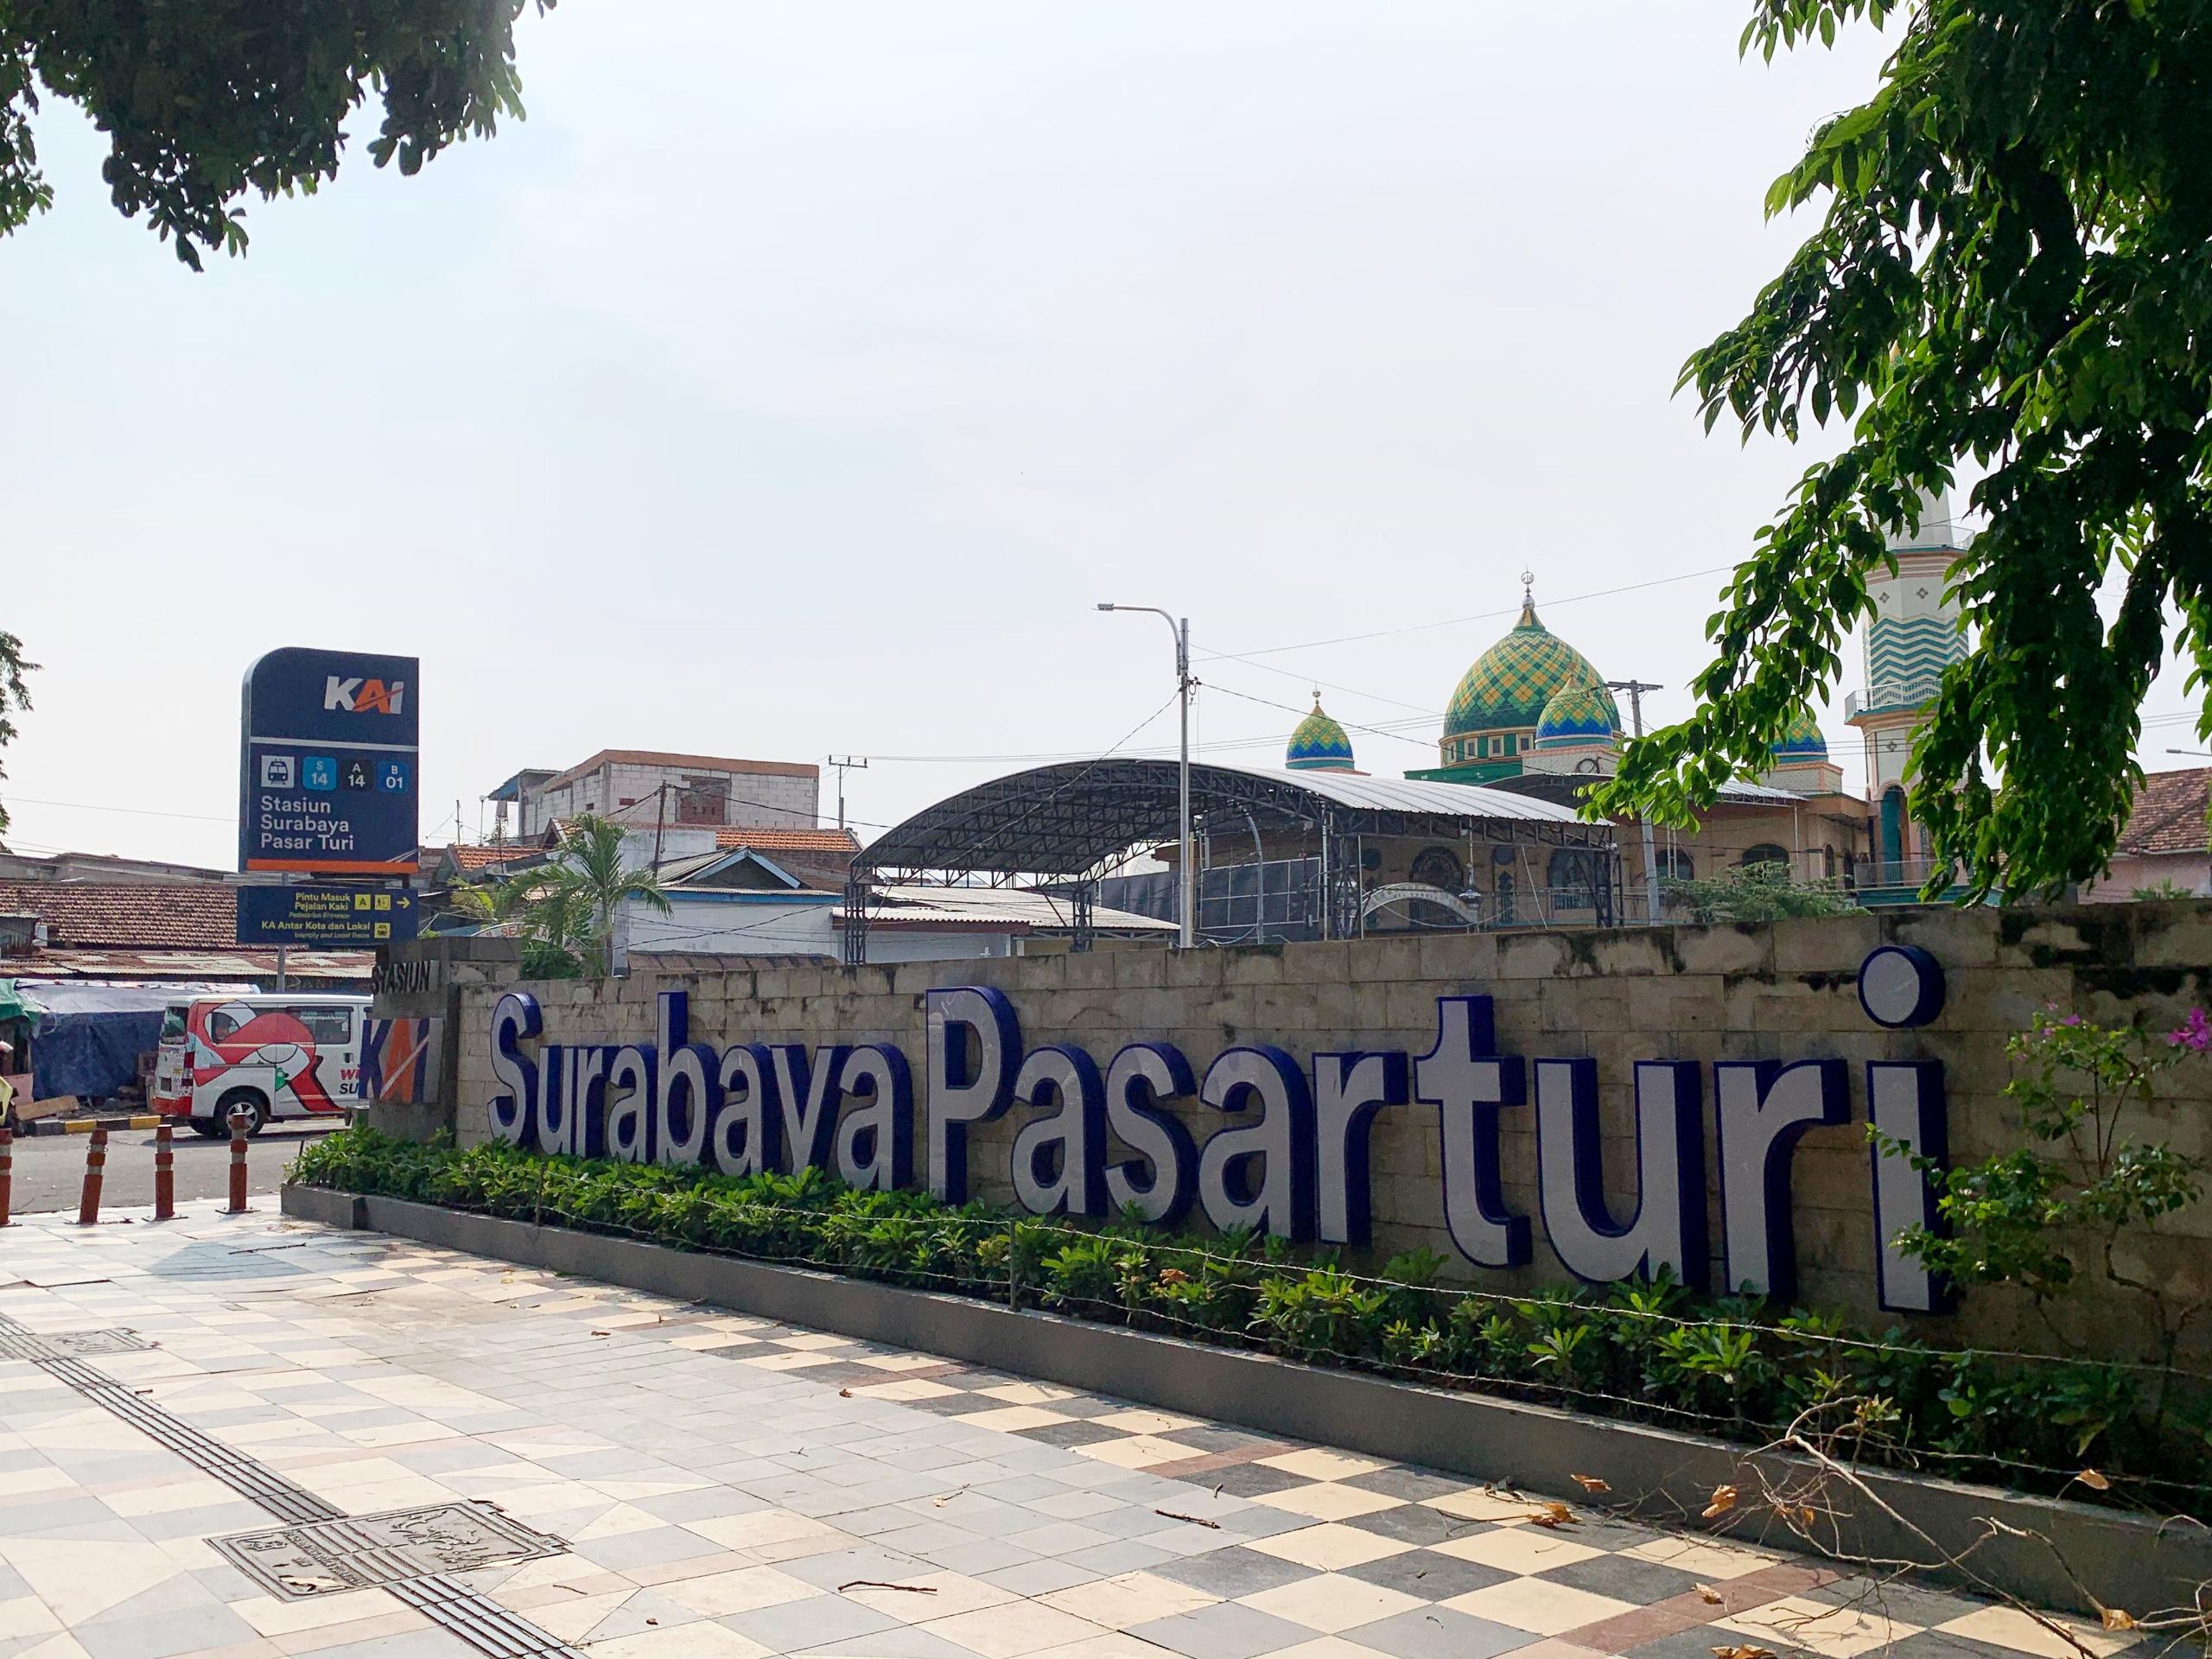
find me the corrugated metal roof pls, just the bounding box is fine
[858,886,1175,932]
[1713,779,1814,805]
[1207,763,1586,823]
[860,757,1608,878]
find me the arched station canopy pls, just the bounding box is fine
[854,758,1610,886]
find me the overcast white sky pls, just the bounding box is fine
[3,2,2198,868]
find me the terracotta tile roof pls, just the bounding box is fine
[2120,769,2211,857]
[714,827,861,857]
[0,883,237,950]
[444,843,537,871]
[541,749,819,791]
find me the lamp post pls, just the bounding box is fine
[1098,603,1194,948]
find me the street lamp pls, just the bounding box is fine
[1098,603,1195,948]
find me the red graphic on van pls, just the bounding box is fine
[152,997,365,1125]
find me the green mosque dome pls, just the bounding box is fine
[1443,591,1605,741]
[1534,681,1620,751]
[1771,707,1829,759]
[1287,696,1356,772]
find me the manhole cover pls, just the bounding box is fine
[210,1503,567,1600]
[0,1328,150,1362]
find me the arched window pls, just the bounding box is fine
[1741,843,1790,871]
[1408,847,1465,893]
[1494,870,1516,925]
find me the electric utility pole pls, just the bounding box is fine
[828,756,869,833]
[1606,679,1665,924]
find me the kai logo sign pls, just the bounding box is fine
[486,946,1958,1317]
[324,676,406,715]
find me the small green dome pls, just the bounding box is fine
[1772,708,1828,759]
[1443,594,1605,741]
[1534,681,1620,750]
[1287,696,1355,772]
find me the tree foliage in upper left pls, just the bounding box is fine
[0,1,552,269]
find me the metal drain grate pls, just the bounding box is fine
[212,1503,569,1602]
[7,1276,587,1658]
[0,1327,151,1363]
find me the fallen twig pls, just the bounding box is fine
[1154,1509,1223,1529]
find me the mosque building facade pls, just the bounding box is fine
[1270,520,1967,924]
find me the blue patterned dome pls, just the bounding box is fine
[1771,708,1829,759]
[1534,681,1620,751]
[1287,696,1356,772]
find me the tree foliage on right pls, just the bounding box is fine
[1592,0,2212,899]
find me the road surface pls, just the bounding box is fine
[3,1121,339,1214]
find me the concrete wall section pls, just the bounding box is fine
[448,903,2212,1356]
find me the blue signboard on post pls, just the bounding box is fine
[239,648,420,876]
[236,885,421,948]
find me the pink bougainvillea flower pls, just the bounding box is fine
[2169,1007,2212,1052]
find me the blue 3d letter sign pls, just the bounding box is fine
[487,948,1954,1313]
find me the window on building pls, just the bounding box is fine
[1741,843,1790,871]
[1547,849,1602,909]
[1656,847,1694,882]
[1495,870,1516,925]
[677,775,732,824]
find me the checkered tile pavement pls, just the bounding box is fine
[0,1202,2143,1659]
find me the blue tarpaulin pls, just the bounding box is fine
[16,982,251,1101]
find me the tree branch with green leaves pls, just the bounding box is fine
[0,0,552,268]
[1592,0,2212,900]
[0,630,35,838]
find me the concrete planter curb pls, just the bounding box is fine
[282,1182,2210,1620]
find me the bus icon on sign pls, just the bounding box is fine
[259,754,296,789]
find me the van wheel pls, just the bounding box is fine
[215,1089,270,1137]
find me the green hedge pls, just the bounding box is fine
[292,1127,2208,1510]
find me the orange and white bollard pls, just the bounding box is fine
[225,1108,251,1215]
[0,1125,13,1229]
[76,1124,106,1227]
[153,1121,175,1222]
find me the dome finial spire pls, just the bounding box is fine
[1517,569,1538,627]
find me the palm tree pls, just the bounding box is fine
[549,815,672,976]
[440,864,590,978]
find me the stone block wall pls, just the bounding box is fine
[448,903,2212,1357]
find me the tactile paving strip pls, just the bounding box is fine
[388,1575,590,1659]
[7,1308,583,1656]
[38,1355,345,1525]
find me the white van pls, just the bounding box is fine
[151,993,370,1135]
